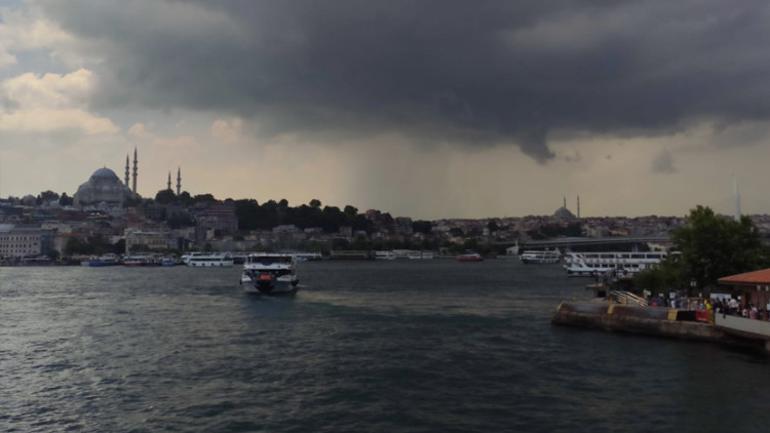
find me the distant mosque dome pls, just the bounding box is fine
[90,167,121,181]
[74,167,135,207]
[553,206,577,221]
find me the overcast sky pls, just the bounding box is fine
[1,0,769,218]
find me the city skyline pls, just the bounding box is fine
[2,1,770,218]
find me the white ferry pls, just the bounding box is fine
[519,250,561,264]
[240,253,299,295]
[375,250,397,260]
[183,252,234,267]
[563,251,667,277]
[407,251,435,260]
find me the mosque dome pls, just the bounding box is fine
[553,206,577,221]
[90,167,120,181]
[74,167,134,207]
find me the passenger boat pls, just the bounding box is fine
[123,255,156,266]
[80,254,120,267]
[408,251,435,260]
[563,251,667,277]
[183,252,234,267]
[456,252,484,262]
[519,249,561,264]
[240,253,299,295]
[375,250,397,260]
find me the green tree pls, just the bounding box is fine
[309,199,322,209]
[634,206,769,294]
[58,193,73,206]
[155,189,176,204]
[37,190,60,204]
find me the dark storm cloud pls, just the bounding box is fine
[36,0,770,160]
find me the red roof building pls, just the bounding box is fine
[718,268,770,309]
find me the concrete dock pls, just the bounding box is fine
[552,302,732,343]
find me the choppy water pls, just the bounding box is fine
[1,260,769,433]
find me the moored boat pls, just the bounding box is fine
[563,251,667,277]
[520,249,561,264]
[456,252,484,262]
[240,253,299,295]
[80,254,120,267]
[183,252,234,267]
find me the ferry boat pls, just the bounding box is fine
[456,252,484,262]
[375,250,397,260]
[123,255,156,266]
[563,251,667,277]
[240,253,299,295]
[183,252,234,267]
[408,251,435,260]
[519,249,561,264]
[80,254,120,267]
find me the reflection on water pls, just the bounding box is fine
[1,261,768,432]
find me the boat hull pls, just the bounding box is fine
[240,273,299,295]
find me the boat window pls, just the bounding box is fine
[248,256,292,264]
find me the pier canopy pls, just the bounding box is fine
[718,268,770,288]
[718,268,770,309]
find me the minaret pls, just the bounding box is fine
[132,147,138,194]
[562,196,567,209]
[167,172,172,191]
[734,176,741,222]
[124,154,130,186]
[577,195,581,219]
[176,167,181,195]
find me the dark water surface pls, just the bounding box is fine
[2,260,769,432]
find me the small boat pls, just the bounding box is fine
[240,253,299,295]
[456,252,484,262]
[160,256,178,267]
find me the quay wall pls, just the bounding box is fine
[552,302,727,343]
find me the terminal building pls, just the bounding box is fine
[0,226,55,258]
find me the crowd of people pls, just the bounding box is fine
[713,297,770,321]
[643,292,770,322]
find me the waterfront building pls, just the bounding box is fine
[125,228,173,253]
[194,203,238,239]
[715,269,770,343]
[0,226,55,258]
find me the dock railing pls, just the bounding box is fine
[608,290,648,307]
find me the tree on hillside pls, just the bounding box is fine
[59,193,73,206]
[37,190,60,205]
[634,206,770,294]
[155,189,176,204]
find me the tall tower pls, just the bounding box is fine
[562,196,567,209]
[577,195,581,219]
[132,147,138,194]
[124,154,130,186]
[167,172,172,191]
[176,167,181,195]
[734,176,742,222]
